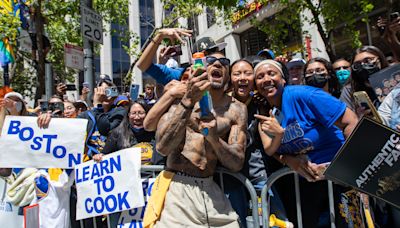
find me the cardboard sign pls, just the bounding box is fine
[117,178,156,227]
[0,116,87,168]
[75,148,144,220]
[325,117,400,209]
[369,63,400,102]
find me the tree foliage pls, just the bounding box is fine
[4,0,137,99]
[166,0,376,60]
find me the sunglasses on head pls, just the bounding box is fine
[206,56,230,66]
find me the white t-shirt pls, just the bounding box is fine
[31,170,74,228]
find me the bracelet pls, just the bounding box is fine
[180,100,194,110]
[151,38,161,45]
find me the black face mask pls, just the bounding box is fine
[305,73,328,88]
[352,62,380,82]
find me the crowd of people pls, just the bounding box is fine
[0,15,400,228]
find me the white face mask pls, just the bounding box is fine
[16,102,23,113]
[7,101,23,113]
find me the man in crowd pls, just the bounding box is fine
[137,28,227,86]
[286,58,306,85]
[144,48,247,227]
[143,83,157,106]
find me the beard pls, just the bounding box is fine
[211,81,224,89]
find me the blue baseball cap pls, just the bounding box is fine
[257,49,275,59]
[114,95,129,106]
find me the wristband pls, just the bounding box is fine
[151,38,161,45]
[180,100,194,110]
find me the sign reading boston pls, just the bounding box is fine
[0,116,87,168]
[75,148,144,220]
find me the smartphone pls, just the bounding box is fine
[165,45,183,57]
[353,91,382,123]
[66,84,76,91]
[390,12,399,21]
[82,82,89,88]
[272,107,284,124]
[49,102,65,113]
[130,84,140,101]
[40,101,49,112]
[105,86,119,97]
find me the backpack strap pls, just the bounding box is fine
[86,111,98,157]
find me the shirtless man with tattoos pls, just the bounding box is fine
[143,51,247,228]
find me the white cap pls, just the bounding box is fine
[5,92,24,101]
[165,58,179,69]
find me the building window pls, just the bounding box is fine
[240,27,269,57]
[206,7,216,28]
[139,0,155,47]
[187,16,199,37]
[109,22,131,91]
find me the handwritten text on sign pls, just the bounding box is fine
[118,178,156,227]
[75,148,144,220]
[0,116,87,168]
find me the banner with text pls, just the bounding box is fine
[117,178,156,227]
[325,117,400,209]
[0,116,87,168]
[75,148,144,220]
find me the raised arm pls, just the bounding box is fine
[137,28,192,72]
[143,80,186,131]
[156,71,210,156]
[201,103,247,172]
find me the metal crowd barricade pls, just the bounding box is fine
[261,167,336,228]
[78,165,259,228]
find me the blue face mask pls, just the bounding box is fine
[336,69,351,85]
[131,126,144,133]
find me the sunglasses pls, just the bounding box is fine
[206,56,230,66]
[351,57,379,71]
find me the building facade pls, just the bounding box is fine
[98,0,164,93]
[97,0,398,92]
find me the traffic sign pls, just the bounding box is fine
[64,44,84,70]
[80,5,103,44]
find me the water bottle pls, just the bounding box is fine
[192,52,213,135]
[192,52,213,116]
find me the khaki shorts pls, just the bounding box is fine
[154,174,240,228]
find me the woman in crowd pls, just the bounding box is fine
[64,101,79,118]
[1,92,31,116]
[93,99,156,228]
[253,59,359,227]
[304,57,341,97]
[227,58,269,226]
[340,45,389,115]
[94,99,155,163]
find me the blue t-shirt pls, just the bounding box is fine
[144,63,184,85]
[277,85,346,164]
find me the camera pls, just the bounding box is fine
[49,102,65,113]
[165,45,182,57]
[390,12,399,21]
[40,101,49,112]
[66,84,76,91]
[105,86,119,97]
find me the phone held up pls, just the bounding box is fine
[353,91,382,123]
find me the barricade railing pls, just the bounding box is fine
[78,165,259,228]
[260,167,336,228]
